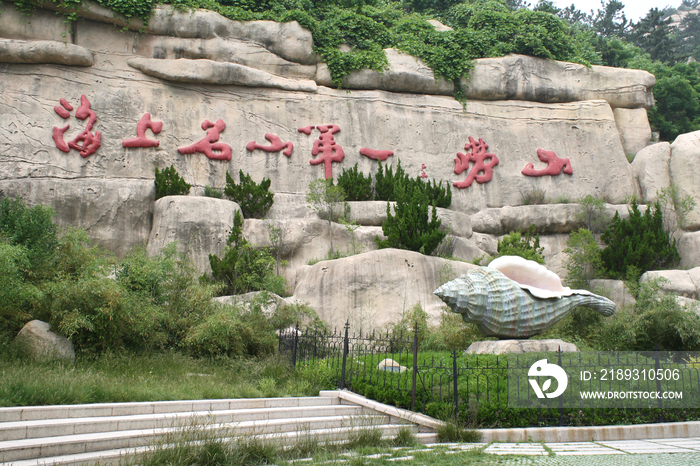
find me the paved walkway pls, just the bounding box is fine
[293,439,700,465]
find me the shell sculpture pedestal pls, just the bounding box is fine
[433,256,616,339]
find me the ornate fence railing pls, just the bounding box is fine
[279,323,700,428]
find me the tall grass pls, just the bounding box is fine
[0,349,331,407]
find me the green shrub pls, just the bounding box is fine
[521,188,547,205]
[376,181,446,256]
[155,165,191,200]
[373,160,451,208]
[0,196,58,278]
[337,163,373,201]
[496,225,545,264]
[182,305,277,358]
[576,195,608,233]
[600,200,680,280]
[563,228,603,289]
[306,178,346,256]
[0,242,41,338]
[224,170,274,218]
[203,185,223,199]
[209,211,285,296]
[374,159,408,202]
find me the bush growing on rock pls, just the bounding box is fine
[376,180,446,256]
[337,163,373,201]
[224,170,274,218]
[495,225,545,264]
[209,211,287,296]
[600,200,680,281]
[154,165,191,200]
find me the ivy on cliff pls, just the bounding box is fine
[9,0,589,101]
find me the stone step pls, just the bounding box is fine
[0,396,336,423]
[4,425,432,466]
[0,404,371,442]
[0,414,400,462]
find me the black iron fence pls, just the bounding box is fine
[279,322,700,428]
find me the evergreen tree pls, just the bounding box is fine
[630,8,675,63]
[600,200,680,280]
[376,181,446,255]
[337,163,373,201]
[224,170,274,219]
[154,165,191,200]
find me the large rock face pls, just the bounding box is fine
[2,1,682,329]
[290,249,477,331]
[632,142,671,203]
[147,196,242,274]
[669,131,700,230]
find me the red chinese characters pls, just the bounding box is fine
[52,95,101,158]
[453,137,499,189]
[178,119,231,161]
[299,125,345,179]
[122,113,163,148]
[246,134,293,156]
[420,163,428,178]
[522,149,573,177]
[360,147,393,161]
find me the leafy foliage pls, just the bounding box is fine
[224,170,274,219]
[376,181,446,256]
[563,228,602,290]
[576,195,608,233]
[600,200,680,280]
[203,185,223,199]
[496,225,545,264]
[374,160,451,208]
[209,211,286,296]
[336,163,373,201]
[306,178,346,255]
[154,165,191,200]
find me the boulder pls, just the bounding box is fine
[147,196,242,274]
[631,142,671,203]
[471,204,643,236]
[471,232,498,257]
[669,130,700,230]
[0,178,154,257]
[316,48,454,95]
[377,358,407,373]
[640,269,700,300]
[343,201,472,238]
[0,2,72,41]
[133,36,317,80]
[613,108,652,157]
[452,236,488,263]
[589,279,636,308]
[212,291,293,316]
[16,320,75,360]
[465,339,578,355]
[0,39,94,66]
[243,218,383,286]
[679,230,700,269]
[537,234,569,278]
[127,57,318,92]
[289,249,477,331]
[462,54,655,109]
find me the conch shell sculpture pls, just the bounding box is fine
[434,256,615,339]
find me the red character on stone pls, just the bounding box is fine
[420,163,428,178]
[52,95,101,158]
[246,134,293,156]
[178,119,231,161]
[453,137,499,189]
[123,113,163,148]
[360,147,393,161]
[299,124,345,179]
[522,149,573,177]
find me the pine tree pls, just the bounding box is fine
[223,170,274,218]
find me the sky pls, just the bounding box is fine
[549,0,680,23]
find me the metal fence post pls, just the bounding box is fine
[411,322,418,411]
[340,321,350,390]
[291,322,299,369]
[557,347,564,426]
[453,348,459,422]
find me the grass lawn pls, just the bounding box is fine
[0,350,333,407]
